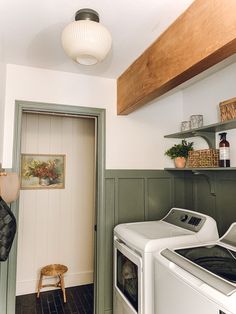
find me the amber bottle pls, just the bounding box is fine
[219,132,230,167]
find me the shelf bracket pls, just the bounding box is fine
[192,131,215,148]
[192,171,216,196]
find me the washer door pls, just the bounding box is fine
[114,238,143,314]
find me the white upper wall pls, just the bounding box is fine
[3,64,183,169]
[4,62,235,170]
[182,61,236,166]
[108,92,183,169]
[183,62,236,125]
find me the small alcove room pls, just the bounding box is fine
[0,1,236,314]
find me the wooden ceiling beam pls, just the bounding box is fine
[117,0,236,115]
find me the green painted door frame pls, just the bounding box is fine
[8,100,106,314]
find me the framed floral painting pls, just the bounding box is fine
[21,154,65,189]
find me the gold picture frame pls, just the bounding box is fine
[21,154,65,189]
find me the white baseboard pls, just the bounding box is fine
[16,270,94,296]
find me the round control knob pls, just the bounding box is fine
[180,214,188,222]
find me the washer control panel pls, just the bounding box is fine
[163,208,206,232]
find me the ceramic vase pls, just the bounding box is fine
[39,177,50,186]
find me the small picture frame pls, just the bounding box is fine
[21,154,65,189]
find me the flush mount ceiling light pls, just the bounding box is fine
[61,8,112,66]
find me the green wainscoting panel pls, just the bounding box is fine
[116,178,145,224]
[178,170,236,237]
[192,175,217,220]
[6,201,18,314]
[215,172,236,236]
[173,176,188,208]
[104,178,115,311]
[146,177,172,220]
[0,261,8,314]
[182,172,194,210]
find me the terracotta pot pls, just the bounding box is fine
[174,157,187,168]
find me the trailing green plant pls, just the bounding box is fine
[165,140,194,159]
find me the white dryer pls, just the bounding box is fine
[154,222,236,314]
[113,207,219,314]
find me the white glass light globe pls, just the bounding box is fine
[61,20,112,65]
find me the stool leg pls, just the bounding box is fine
[37,273,43,298]
[60,274,67,303]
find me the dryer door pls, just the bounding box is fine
[114,238,143,314]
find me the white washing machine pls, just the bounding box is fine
[113,207,219,314]
[154,222,236,314]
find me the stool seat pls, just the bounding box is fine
[41,264,68,276]
[37,264,68,303]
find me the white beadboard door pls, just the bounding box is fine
[16,113,95,295]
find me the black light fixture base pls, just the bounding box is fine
[75,8,99,23]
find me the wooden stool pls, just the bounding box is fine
[37,264,68,303]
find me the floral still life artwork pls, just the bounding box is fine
[21,154,65,189]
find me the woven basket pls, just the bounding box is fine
[187,149,219,168]
[219,97,236,122]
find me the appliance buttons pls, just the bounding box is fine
[188,217,201,226]
[180,214,188,222]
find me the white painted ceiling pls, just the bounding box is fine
[0,0,194,78]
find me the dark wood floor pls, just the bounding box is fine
[16,284,94,314]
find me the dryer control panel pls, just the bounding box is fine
[163,208,206,232]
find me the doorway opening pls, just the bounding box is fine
[9,101,106,314]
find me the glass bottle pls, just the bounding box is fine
[219,132,230,167]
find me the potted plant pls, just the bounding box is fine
[165,140,194,168]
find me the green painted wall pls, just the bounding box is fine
[0,261,8,314]
[182,170,236,236]
[104,170,186,312]
[103,169,236,313]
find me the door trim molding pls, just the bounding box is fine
[9,100,106,314]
